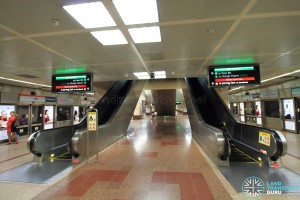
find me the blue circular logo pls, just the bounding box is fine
[242,176,264,198]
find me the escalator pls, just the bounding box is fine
[28,80,135,161]
[186,78,257,164]
[185,77,286,165]
[229,143,257,163]
[184,77,300,194]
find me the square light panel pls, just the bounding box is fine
[129,26,161,43]
[155,75,166,79]
[133,72,150,79]
[153,71,166,75]
[137,75,150,79]
[113,0,159,25]
[133,72,149,76]
[91,30,128,45]
[63,2,116,28]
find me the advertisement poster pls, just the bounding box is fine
[283,99,294,119]
[73,106,79,124]
[44,106,54,130]
[255,101,261,117]
[239,102,244,115]
[0,105,16,128]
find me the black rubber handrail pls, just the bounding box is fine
[186,77,284,162]
[28,80,135,157]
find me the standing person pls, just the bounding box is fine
[6,111,16,145]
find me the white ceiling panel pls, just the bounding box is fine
[249,0,300,14]
[0,62,19,70]
[146,60,189,77]
[0,28,16,38]
[0,68,49,80]
[0,0,300,86]
[261,54,300,72]
[89,62,144,79]
[158,0,249,21]
[0,0,58,14]
[104,45,141,62]
[216,16,300,56]
[161,21,234,58]
[207,54,279,66]
[0,39,77,68]
[34,33,118,64]
[0,5,84,34]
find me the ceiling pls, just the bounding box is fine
[1,0,300,90]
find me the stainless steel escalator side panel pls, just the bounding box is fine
[72,80,145,162]
[181,79,228,167]
[27,126,74,155]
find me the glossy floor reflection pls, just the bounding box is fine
[32,116,231,200]
[1,116,300,200]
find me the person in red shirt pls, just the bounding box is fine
[6,111,17,145]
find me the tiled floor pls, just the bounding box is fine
[0,115,300,200]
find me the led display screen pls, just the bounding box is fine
[52,73,93,93]
[208,64,260,87]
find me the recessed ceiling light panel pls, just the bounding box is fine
[133,72,149,76]
[113,0,159,25]
[129,26,161,43]
[153,71,166,75]
[137,75,150,79]
[91,30,128,45]
[155,75,166,79]
[63,2,116,28]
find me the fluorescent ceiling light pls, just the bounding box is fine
[261,69,300,83]
[133,72,149,76]
[113,0,159,25]
[133,72,150,79]
[91,30,128,45]
[153,71,166,75]
[0,77,51,88]
[137,75,150,79]
[63,2,116,28]
[129,26,161,43]
[155,75,166,79]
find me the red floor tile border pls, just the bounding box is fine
[151,171,214,200]
[55,169,131,197]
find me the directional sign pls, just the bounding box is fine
[208,64,260,87]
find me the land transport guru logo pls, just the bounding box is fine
[242,176,264,198]
[242,176,299,198]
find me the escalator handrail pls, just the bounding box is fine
[196,77,286,158]
[27,80,134,157]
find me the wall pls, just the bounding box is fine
[0,84,105,105]
[228,78,300,132]
[152,89,176,116]
[133,91,145,119]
